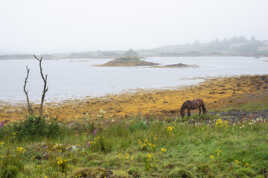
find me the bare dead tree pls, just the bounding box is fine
[23,66,34,115]
[33,55,48,117]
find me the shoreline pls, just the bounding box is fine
[0,77,208,106]
[0,74,268,122]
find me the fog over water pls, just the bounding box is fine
[1,0,268,53]
[1,57,268,103]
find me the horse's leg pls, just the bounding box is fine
[187,109,191,117]
[202,103,207,114]
[180,109,185,118]
[199,106,202,115]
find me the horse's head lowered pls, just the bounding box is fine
[180,99,207,118]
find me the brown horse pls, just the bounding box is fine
[180,99,207,118]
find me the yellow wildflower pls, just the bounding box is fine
[57,157,64,165]
[234,160,240,165]
[215,119,223,126]
[161,148,167,153]
[167,126,174,132]
[144,138,148,143]
[0,141,4,146]
[216,149,222,156]
[117,153,123,159]
[58,160,63,165]
[216,119,228,127]
[138,139,142,144]
[147,153,152,160]
[209,155,215,159]
[125,153,130,160]
[57,160,63,165]
[16,147,25,153]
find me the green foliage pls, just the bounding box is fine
[108,123,130,137]
[0,153,24,178]
[168,168,194,178]
[71,167,111,178]
[234,167,256,177]
[0,126,10,140]
[13,115,61,140]
[90,136,113,153]
[180,113,220,122]
[0,114,268,177]
[129,120,148,132]
[128,167,141,177]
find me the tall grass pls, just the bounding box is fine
[0,115,267,177]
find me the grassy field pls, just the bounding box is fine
[0,114,268,177]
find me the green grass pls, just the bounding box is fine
[221,94,268,112]
[0,116,268,177]
[223,102,268,112]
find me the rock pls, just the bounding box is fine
[153,63,199,68]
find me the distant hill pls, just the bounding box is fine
[138,36,268,57]
[1,36,268,60]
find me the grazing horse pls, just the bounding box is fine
[180,99,207,118]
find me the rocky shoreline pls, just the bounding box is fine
[0,74,268,122]
[210,110,268,123]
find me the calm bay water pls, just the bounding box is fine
[1,56,268,103]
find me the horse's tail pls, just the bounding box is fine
[201,101,207,114]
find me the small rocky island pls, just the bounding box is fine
[97,50,159,67]
[97,49,198,68]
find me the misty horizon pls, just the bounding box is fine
[1,36,267,55]
[1,0,268,54]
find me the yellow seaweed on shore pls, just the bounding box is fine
[0,75,268,122]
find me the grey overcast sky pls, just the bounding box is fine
[0,0,268,53]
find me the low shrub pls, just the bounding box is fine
[12,115,62,140]
[129,120,148,132]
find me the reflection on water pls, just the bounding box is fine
[0,56,268,103]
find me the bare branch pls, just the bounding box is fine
[23,66,33,115]
[33,55,48,117]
